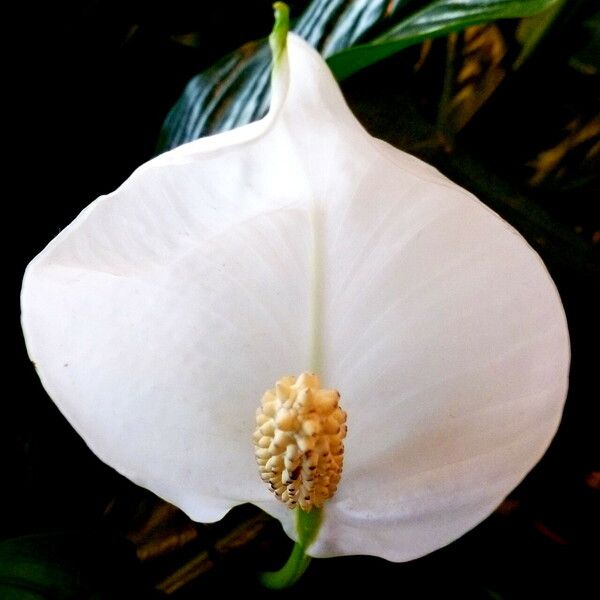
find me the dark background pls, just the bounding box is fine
[7,1,598,598]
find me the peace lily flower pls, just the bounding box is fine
[21,3,569,587]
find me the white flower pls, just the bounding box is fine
[21,22,569,564]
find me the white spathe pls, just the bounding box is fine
[21,33,569,562]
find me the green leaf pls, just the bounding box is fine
[327,0,563,80]
[568,8,600,75]
[514,0,566,68]
[0,532,158,599]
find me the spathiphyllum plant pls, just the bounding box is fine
[21,3,570,589]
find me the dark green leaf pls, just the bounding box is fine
[327,0,563,80]
[514,0,566,69]
[0,532,158,599]
[568,8,600,74]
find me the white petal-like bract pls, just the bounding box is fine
[21,34,569,561]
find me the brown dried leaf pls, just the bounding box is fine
[528,115,600,186]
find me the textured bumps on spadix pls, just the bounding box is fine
[254,373,347,510]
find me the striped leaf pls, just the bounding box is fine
[329,0,563,79]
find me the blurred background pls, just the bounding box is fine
[7,1,598,598]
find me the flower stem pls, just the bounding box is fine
[260,507,322,589]
[269,2,290,66]
[260,541,311,589]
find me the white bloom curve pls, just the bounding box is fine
[21,33,570,562]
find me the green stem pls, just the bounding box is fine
[260,542,312,589]
[260,508,322,589]
[269,2,290,66]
